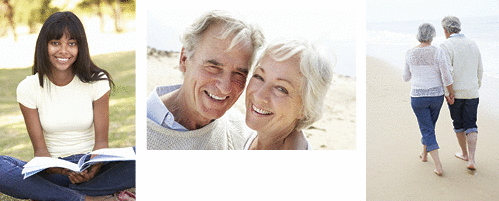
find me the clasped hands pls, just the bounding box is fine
[445,88,455,105]
[45,162,103,184]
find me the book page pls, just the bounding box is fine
[22,147,135,179]
[78,147,136,170]
[21,157,80,179]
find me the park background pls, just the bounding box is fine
[0,0,136,200]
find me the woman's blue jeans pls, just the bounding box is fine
[411,96,444,152]
[0,147,135,201]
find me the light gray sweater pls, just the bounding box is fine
[440,34,483,99]
[147,109,251,150]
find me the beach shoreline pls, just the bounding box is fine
[367,56,499,200]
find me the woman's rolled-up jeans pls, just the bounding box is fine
[411,95,444,152]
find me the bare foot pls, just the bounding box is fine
[434,168,443,176]
[420,145,428,162]
[420,152,428,162]
[434,163,443,176]
[467,162,476,170]
[455,152,468,161]
[116,191,136,201]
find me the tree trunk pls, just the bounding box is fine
[2,0,17,41]
[112,0,122,33]
[97,0,105,32]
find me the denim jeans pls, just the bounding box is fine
[411,96,444,152]
[0,147,135,201]
[448,98,479,134]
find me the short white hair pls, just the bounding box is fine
[442,16,461,34]
[180,10,264,69]
[416,23,436,42]
[255,39,334,130]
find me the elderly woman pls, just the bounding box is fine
[243,39,333,150]
[403,23,455,175]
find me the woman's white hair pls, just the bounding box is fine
[180,10,264,69]
[416,23,436,42]
[441,16,461,34]
[255,39,334,130]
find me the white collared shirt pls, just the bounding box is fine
[146,84,188,131]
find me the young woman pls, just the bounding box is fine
[0,11,135,200]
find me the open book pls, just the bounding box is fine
[22,147,135,179]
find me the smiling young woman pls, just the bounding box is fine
[0,11,135,201]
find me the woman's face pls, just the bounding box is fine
[47,33,78,73]
[245,55,304,136]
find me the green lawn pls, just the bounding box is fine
[0,51,135,200]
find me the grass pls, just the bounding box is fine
[0,51,135,200]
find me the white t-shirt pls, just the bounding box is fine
[17,73,110,158]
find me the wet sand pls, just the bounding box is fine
[367,56,499,200]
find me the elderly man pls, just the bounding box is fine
[440,16,483,170]
[147,11,264,150]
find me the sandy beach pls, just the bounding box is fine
[146,49,356,150]
[367,56,499,200]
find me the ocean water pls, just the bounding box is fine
[367,15,499,114]
[367,15,499,78]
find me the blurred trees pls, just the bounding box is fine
[0,0,16,40]
[76,0,136,33]
[0,0,135,41]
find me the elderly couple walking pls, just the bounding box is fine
[146,11,333,150]
[404,16,483,175]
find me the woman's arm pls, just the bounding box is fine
[20,103,73,175]
[68,90,110,184]
[92,90,110,151]
[402,60,412,82]
[19,103,50,157]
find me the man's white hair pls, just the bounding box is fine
[442,16,461,34]
[180,10,265,70]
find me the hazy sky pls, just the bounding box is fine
[147,9,356,51]
[146,7,359,77]
[367,0,499,22]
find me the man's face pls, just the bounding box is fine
[180,24,252,122]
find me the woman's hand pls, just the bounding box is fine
[68,162,103,184]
